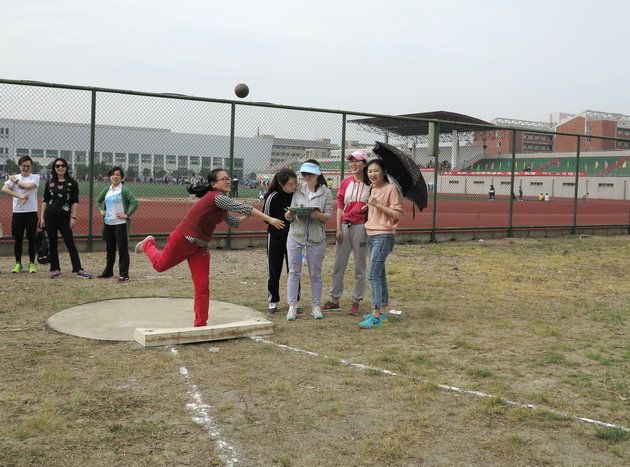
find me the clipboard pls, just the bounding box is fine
[288,206,320,216]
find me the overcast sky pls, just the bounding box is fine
[4,0,629,123]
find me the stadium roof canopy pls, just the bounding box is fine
[350,111,492,137]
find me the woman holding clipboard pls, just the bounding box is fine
[284,160,333,321]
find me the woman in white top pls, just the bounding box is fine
[1,156,40,273]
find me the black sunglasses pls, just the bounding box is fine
[55,164,67,168]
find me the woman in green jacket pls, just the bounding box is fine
[95,166,139,283]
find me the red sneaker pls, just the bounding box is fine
[321,300,340,311]
[349,301,360,315]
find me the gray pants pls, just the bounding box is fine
[287,237,326,308]
[329,223,367,302]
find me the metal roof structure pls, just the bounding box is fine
[350,111,492,138]
[492,117,555,131]
[582,110,630,123]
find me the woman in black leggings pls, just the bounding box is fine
[1,155,40,273]
[262,168,299,313]
[40,157,92,279]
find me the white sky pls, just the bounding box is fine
[3,0,630,123]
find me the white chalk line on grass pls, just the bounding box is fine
[170,348,239,465]
[251,336,629,433]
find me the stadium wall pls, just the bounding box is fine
[434,174,629,200]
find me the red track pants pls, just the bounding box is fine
[143,229,211,327]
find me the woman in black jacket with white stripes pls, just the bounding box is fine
[263,168,298,313]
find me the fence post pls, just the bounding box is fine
[508,129,517,237]
[87,90,97,251]
[571,136,581,234]
[226,103,236,249]
[340,113,347,181]
[429,122,440,242]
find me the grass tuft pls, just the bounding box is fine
[595,427,630,444]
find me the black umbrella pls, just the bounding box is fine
[372,141,428,211]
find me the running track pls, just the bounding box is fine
[2,196,625,238]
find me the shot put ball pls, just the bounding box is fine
[234,83,249,98]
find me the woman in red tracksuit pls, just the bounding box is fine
[134,168,285,327]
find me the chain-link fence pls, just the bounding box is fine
[1,79,629,248]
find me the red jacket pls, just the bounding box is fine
[176,191,227,242]
[337,176,369,225]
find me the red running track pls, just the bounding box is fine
[1,196,628,238]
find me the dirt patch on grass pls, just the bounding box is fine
[1,236,629,465]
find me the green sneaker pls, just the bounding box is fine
[11,263,22,273]
[29,263,37,274]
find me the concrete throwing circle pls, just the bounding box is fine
[47,297,267,341]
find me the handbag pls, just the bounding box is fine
[36,229,50,264]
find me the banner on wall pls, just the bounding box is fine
[442,171,586,177]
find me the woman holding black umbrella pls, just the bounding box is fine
[359,159,403,329]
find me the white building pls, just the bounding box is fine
[0,118,274,180]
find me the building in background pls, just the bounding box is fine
[554,110,630,152]
[473,118,555,154]
[255,134,337,167]
[0,118,270,180]
[473,110,630,155]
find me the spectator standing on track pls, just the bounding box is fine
[519,186,523,201]
[40,157,92,279]
[488,184,496,200]
[96,166,139,283]
[321,150,370,316]
[2,155,40,274]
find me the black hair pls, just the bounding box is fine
[366,159,388,184]
[348,156,369,185]
[17,155,33,167]
[108,166,124,178]
[51,157,73,183]
[302,159,327,189]
[356,162,370,186]
[264,168,297,202]
[187,168,226,198]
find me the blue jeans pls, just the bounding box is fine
[367,234,395,310]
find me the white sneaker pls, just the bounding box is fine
[268,302,278,314]
[134,235,154,254]
[311,306,323,319]
[286,305,297,321]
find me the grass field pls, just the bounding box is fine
[1,235,629,465]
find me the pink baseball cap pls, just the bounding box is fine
[346,150,368,161]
